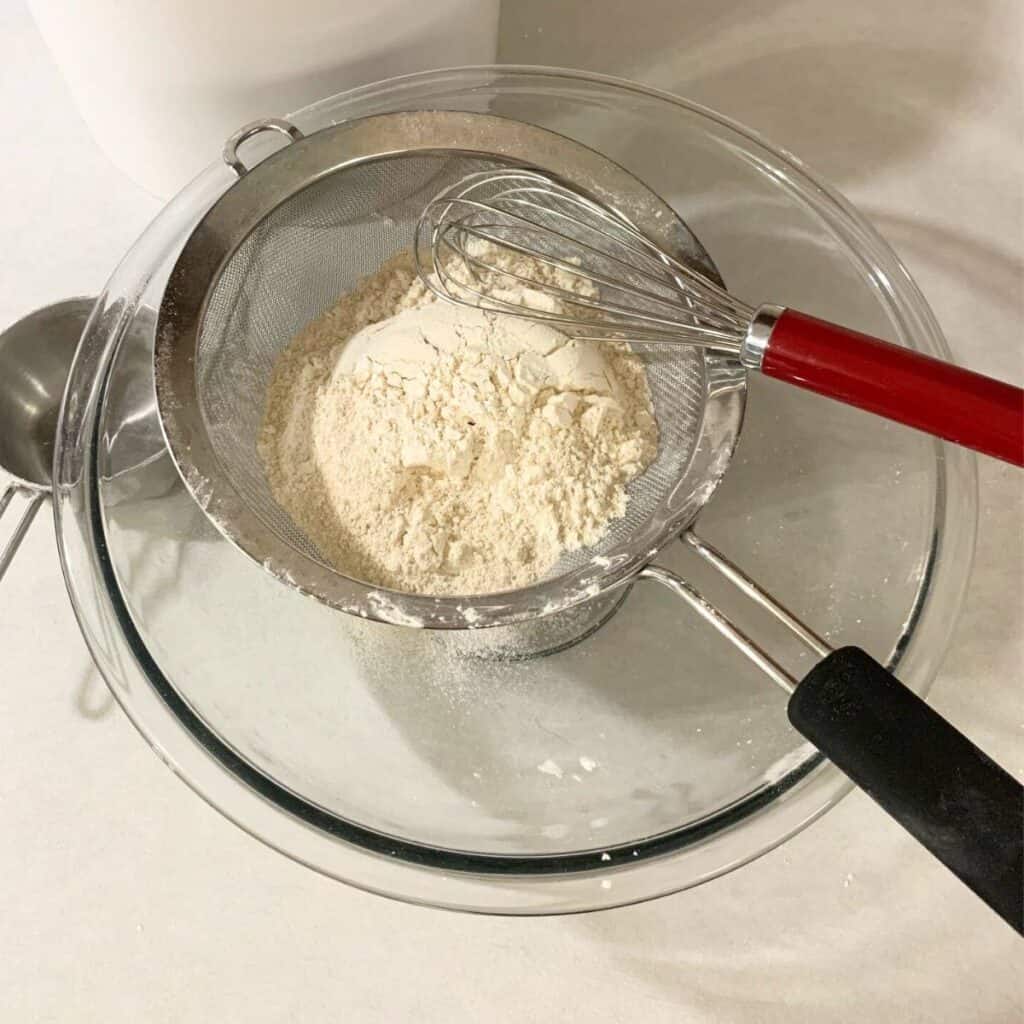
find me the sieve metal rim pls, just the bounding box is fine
[154,110,747,628]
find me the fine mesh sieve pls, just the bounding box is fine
[155,111,746,628]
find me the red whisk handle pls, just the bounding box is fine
[747,306,1024,466]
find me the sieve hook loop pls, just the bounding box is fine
[222,118,305,177]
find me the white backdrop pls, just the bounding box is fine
[1,1,1021,1019]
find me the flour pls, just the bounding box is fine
[259,248,657,595]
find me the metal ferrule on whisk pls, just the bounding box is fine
[739,304,784,370]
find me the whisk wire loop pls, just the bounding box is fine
[416,168,754,353]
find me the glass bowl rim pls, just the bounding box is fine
[52,64,977,915]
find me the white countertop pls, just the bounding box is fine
[2,1,1021,1019]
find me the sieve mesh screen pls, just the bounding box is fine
[196,152,708,590]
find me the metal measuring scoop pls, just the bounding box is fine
[0,297,182,582]
[0,298,93,580]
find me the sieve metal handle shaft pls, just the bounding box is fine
[648,537,1023,932]
[790,647,1024,935]
[0,484,45,582]
[748,307,1024,466]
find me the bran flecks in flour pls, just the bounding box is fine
[259,247,658,595]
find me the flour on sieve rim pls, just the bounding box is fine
[258,247,658,596]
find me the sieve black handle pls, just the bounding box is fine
[788,647,1023,934]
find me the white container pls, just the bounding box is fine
[28,0,500,198]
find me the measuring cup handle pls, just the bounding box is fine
[0,485,45,581]
[789,646,1024,935]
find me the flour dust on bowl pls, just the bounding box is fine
[55,68,976,914]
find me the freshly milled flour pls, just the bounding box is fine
[258,246,658,595]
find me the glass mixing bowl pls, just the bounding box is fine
[54,67,976,914]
